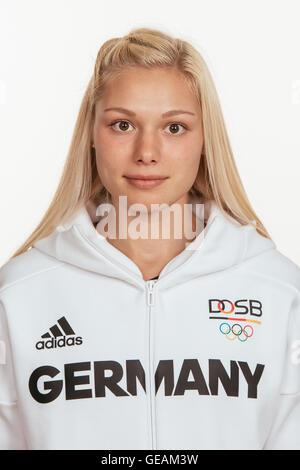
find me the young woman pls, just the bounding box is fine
[0,27,300,451]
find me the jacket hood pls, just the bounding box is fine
[33,194,276,290]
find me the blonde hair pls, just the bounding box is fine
[9,27,272,261]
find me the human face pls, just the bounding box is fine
[92,66,204,211]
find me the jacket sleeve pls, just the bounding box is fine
[264,290,300,450]
[0,299,27,449]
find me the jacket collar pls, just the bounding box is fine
[33,194,276,290]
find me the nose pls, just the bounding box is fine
[134,129,161,164]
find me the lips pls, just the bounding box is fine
[124,175,168,180]
[124,175,168,189]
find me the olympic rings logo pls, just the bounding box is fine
[219,322,254,342]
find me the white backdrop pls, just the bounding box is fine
[0,0,299,267]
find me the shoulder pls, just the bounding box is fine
[0,248,62,294]
[244,245,300,294]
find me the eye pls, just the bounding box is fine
[108,120,187,135]
[109,120,134,133]
[165,122,187,135]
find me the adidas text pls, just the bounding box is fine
[35,336,83,350]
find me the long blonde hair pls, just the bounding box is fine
[9,27,272,261]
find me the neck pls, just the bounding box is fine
[96,193,205,281]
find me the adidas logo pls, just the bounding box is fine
[35,316,83,350]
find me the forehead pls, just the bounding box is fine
[95,67,200,114]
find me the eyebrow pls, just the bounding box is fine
[104,107,196,117]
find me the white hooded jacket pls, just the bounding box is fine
[0,195,300,450]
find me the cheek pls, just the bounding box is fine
[95,132,129,177]
[167,138,201,171]
[95,154,120,186]
[166,139,201,192]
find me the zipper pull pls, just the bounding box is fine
[147,280,156,306]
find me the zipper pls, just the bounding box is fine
[146,279,157,450]
[147,279,156,307]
